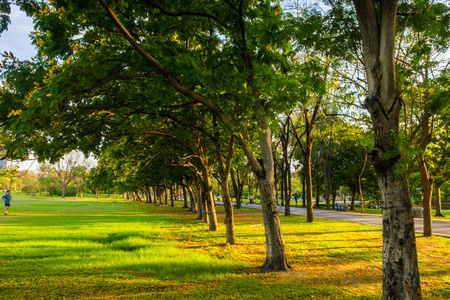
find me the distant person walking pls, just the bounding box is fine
[2,190,11,215]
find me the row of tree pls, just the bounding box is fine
[1,0,450,298]
[0,151,93,197]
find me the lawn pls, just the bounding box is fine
[0,194,448,299]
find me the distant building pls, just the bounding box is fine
[0,160,13,172]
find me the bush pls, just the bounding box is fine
[49,185,79,197]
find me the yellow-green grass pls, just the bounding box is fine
[0,194,448,299]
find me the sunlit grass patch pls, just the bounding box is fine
[0,195,448,299]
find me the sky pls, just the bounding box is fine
[1,5,36,169]
[0,5,35,60]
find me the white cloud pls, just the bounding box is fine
[0,4,36,60]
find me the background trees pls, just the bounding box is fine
[1,0,450,297]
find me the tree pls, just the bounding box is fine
[350,1,422,298]
[1,0,304,271]
[46,151,86,198]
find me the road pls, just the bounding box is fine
[239,203,450,238]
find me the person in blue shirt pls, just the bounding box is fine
[2,190,11,215]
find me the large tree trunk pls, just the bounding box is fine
[221,175,235,245]
[350,188,356,211]
[304,148,314,222]
[418,153,433,236]
[302,169,306,207]
[284,162,291,216]
[231,172,243,209]
[187,184,197,214]
[61,185,67,198]
[213,130,236,245]
[182,185,188,208]
[170,187,174,207]
[353,1,422,298]
[323,157,331,210]
[358,176,365,213]
[315,179,320,208]
[199,187,208,224]
[434,185,444,217]
[258,176,288,272]
[379,172,421,300]
[241,103,289,272]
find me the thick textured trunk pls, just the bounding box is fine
[304,149,314,222]
[418,153,433,237]
[199,188,208,223]
[315,181,320,208]
[353,1,422,298]
[258,176,289,272]
[358,176,365,213]
[284,163,291,216]
[187,184,197,213]
[200,166,218,231]
[302,170,306,207]
[434,185,444,217]
[380,172,421,300]
[323,158,331,210]
[182,186,188,208]
[198,188,209,224]
[244,105,289,272]
[195,186,202,219]
[231,172,242,209]
[164,186,168,205]
[221,175,235,245]
[350,189,356,211]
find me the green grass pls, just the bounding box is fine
[0,194,449,299]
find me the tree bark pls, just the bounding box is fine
[199,186,208,224]
[243,102,289,272]
[350,188,356,211]
[187,184,197,213]
[302,169,306,207]
[434,185,444,217]
[213,131,236,245]
[323,157,331,210]
[358,176,365,213]
[353,1,422,298]
[170,187,174,207]
[182,185,188,208]
[303,148,314,222]
[221,174,235,244]
[418,153,433,236]
[231,171,243,209]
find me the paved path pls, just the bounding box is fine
[239,203,450,238]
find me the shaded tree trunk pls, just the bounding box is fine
[187,184,197,213]
[304,146,313,222]
[182,185,188,208]
[350,188,356,211]
[200,165,218,231]
[231,171,244,209]
[213,132,236,245]
[323,155,331,210]
[358,176,365,213]
[418,153,433,237]
[170,187,174,207]
[302,168,306,207]
[434,185,444,217]
[353,1,422,298]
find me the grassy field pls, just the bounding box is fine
[0,194,449,299]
